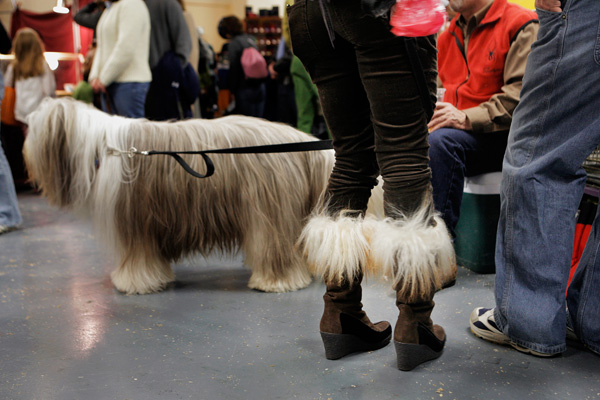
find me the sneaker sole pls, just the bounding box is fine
[469,309,509,345]
[469,309,557,358]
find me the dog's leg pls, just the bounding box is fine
[243,220,312,293]
[246,250,313,293]
[110,248,175,295]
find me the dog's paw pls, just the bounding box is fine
[110,265,175,295]
[247,272,312,293]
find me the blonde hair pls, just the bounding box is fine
[12,27,47,81]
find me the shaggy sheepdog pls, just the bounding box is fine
[23,98,388,294]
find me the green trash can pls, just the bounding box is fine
[454,173,502,274]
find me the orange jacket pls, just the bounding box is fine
[438,0,538,110]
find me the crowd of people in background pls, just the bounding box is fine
[1,0,325,126]
[0,0,329,200]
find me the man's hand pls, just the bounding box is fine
[90,78,106,93]
[535,0,562,12]
[427,102,472,132]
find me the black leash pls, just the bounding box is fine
[117,139,334,179]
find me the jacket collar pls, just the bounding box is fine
[449,0,507,35]
[479,0,507,26]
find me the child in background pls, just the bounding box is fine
[4,28,56,126]
[2,28,55,190]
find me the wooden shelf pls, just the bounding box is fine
[245,16,282,60]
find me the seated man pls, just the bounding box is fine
[428,0,538,238]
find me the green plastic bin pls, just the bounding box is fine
[453,173,502,274]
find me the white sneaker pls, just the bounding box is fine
[0,225,17,235]
[470,307,558,357]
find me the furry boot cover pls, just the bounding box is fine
[299,212,391,359]
[364,207,456,303]
[298,212,370,285]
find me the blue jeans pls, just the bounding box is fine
[104,82,149,118]
[494,0,600,355]
[0,134,22,228]
[429,128,508,238]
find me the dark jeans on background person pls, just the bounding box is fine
[234,82,266,118]
[288,0,437,216]
[0,123,28,190]
[429,128,509,238]
[275,82,298,126]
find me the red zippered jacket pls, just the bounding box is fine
[438,0,538,110]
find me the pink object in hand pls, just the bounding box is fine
[390,0,447,37]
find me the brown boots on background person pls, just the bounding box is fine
[300,207,455,370]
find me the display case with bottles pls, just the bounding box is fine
[244,16,282,60]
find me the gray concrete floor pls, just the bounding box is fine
[1,191,599,400]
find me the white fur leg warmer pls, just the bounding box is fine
[365,210,456,303]
[298,213,369,284]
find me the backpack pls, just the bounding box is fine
[241,45,268,79]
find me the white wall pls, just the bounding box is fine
[186,0,246,57]
[0,0,57,34]
[246,0,284,17]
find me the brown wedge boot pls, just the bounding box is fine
[393,292,445,371]
[320,276,392,360]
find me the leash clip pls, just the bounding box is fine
[128,147,149,158]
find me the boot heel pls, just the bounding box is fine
[321,332,361,360]
[394,340,443,371]
[321,330,391,360]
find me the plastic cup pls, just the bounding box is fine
[436,88,446,103]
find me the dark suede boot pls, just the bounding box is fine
[394,292,445,371]
[320,276,392,360]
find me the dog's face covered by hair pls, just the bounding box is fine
[23,98,336,294]
[25,99,100,209]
